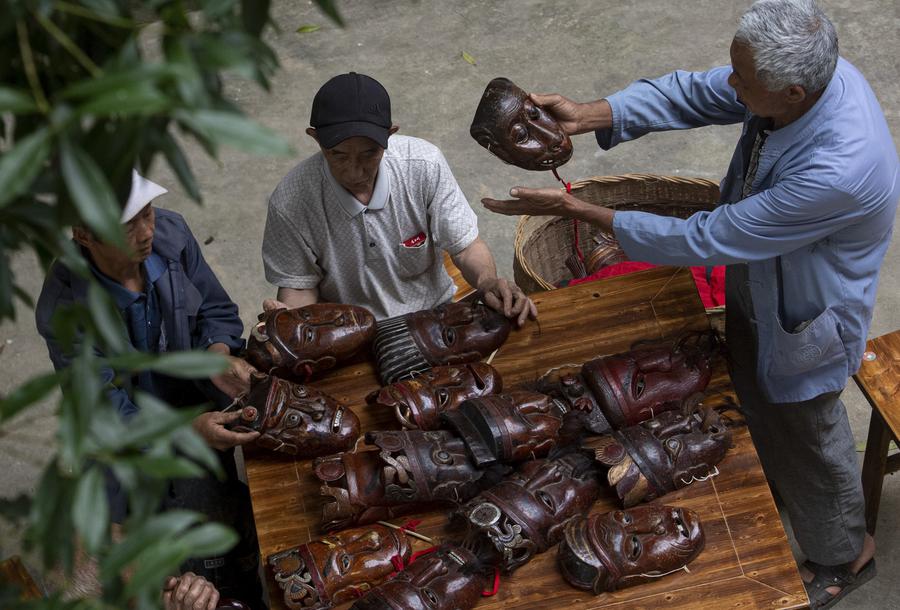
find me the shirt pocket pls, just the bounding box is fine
[395,240,435,279]
[765,306,846,379]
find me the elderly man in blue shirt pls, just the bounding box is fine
[484,1,898,607]
[35,171,263,608]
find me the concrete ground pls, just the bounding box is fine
[2,0,898,606]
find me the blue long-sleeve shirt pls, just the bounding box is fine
[36,208,245,418]
[599,58,899,402]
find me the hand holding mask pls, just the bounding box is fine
[471,77,574,171]
[226,373,359,457]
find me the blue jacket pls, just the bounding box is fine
[599,58,900,402]
[35,208,245,416]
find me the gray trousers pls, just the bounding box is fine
[725,264,866,566]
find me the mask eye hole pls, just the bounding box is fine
[526,104,540,120]
[633,374,646,398]
[285,412,301,427]
[340,554,351,572]
[511,123,528,144]
[436,388,450,407]
[537,490,556,512]
[629,535,642,560]
[443,327,457,346]
[304,327,314,342]
[423,588,438,606]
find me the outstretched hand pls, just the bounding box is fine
[482,187,577,218]
[478,277,537,327]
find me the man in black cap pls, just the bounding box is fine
[261,72,536,325]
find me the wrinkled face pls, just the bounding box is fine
[589,506,703,588]
[234,375,359,456]
[320,135,386,201]
[406,303,511,366]
[246,303,376,376]
[470,77,573,171]
[368,363,501,430]
[727,39,788,119]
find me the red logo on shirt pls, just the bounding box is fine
[401,232,427,248]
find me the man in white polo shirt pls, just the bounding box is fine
[261,72,535,325]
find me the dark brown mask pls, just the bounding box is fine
[581,332,717,430]
[313,429,509,532]
[366,363,503,430]
[373,302,511,385]
[229,373,359,457]
[470,77,573,171]
[268,524,412,610]
[442,390,568,468]
[594,408,732,506]
[455,451,600,573]
[558,505,704,594]
[350,545,488,610]
[245,304,376,380]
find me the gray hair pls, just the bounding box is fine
[735,0,838,93]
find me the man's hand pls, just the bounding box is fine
[483,187,581,218]
[209,355,257,399]
[163,572,219,610]
[262,298,288,312]
[529,94,612,135]
[478,277,537,327]
[193,410,259,451]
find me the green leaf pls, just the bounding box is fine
[59,136,124,246]
[119,455,204,479]
[175,522,238,558]
[174,109,294,157]
[461,51,477,65]
[296,24,320,33]
[87,282,129,353]
[77,81,171,117]
[0,370,62,423]
[172,426,222,477]
[72,466,109,554]
[101,510,201,581]
[313,0,344,26]
[203,0,238,19]
[0,86,38,113]
[107,350,228,378]
[60,65,174,100]
[111,392,201,449]
[157,131,201,202]
[0,127,53,208]
[241,0,272,36]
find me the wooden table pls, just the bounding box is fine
[243,267,808,610]
[853,331,900,534]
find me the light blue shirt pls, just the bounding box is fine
[600,58,900,402]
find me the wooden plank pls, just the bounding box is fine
[0,556,43,600]
[854,332,900,439]
[444,251,476,301]
[244,267,807,610]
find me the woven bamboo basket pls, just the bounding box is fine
[513,174,721,293]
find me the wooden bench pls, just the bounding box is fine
[852,330,900,534]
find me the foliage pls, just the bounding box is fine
[0,0,341,607]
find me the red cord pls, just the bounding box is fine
[551,168,583,262]
[481,567,501,596]
[398,519,422,533]
[408,546,439,564]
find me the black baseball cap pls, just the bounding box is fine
[310,72,392,149]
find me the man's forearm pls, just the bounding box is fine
[276,286,319,308]
[576,99,614,134]
[451,238,498,290]
[565,193,617,233]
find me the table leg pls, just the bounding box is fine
[860,408,893,535]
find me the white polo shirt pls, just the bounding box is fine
[262,135,479,320]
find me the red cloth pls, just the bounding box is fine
[567,262,726,309]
